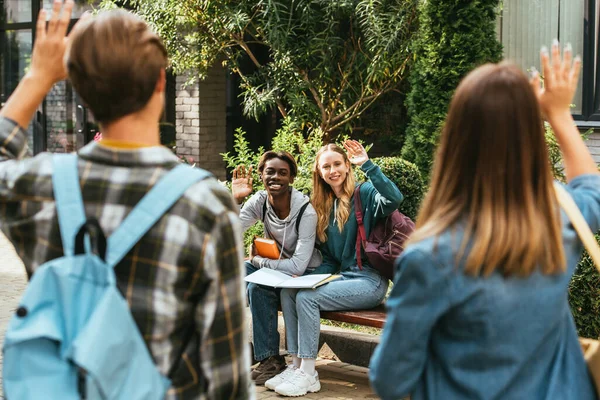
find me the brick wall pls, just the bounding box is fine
[45,82,69,153]
[44,81,82,153]
[175,65,227,180]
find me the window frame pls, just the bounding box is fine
[0,0,41,150]
[576,0,600,125]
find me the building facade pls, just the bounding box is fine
[499,0,600,161]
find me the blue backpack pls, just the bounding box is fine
[3,154,212,399]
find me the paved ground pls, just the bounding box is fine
[0,233,28,398]
[0,233,379,399]
[256,359,378,399]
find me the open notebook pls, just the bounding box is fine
[245,269,341,289]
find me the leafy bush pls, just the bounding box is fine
[369,157,424,220]
[546,122,592,183]
[545,120,598,338]
[569,243,600,339]
[221,127,266,192]
[401,0,503,179]
[556,124,599,338]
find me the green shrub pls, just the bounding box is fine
[553,124,598,338]
[369,157,424,220]
[569,243,600,339]
[545,122,593,183]
[401,0,503,179]
[545,119,598,338]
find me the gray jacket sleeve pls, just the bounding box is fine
[252,206,318,276]
[239,191,265,232]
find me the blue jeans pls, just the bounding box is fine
[246,262,281,361]
[280,265,388,359]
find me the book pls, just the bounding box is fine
[253,237,280,259]
[244,268,341,289]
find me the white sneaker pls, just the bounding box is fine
[274,369,321,397]
[264,365,297,391]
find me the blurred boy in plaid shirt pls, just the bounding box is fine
[0,2,253,399]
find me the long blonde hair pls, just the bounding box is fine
[410,63,565,276]
[312,144,356,243]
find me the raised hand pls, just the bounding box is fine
[531,40,596,181]
[232,165,253,204]
[530,40,581,119]
[343,140,369,166]
[30,0,76,88]
[0,1,90,131]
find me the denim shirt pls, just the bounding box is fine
[370,174,600,400]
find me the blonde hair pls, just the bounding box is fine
[311,144,356,243]
[409,63,565,277]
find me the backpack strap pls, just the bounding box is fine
[263,195,309,233]
[52,154,86,257]
[295,201,310,234]
[105,165,212,269]
[354,184,366,270]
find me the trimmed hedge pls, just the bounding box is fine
[569,243,600,339]
[401,0,503,178]
[545,123,600,338]
[370,156,424,220]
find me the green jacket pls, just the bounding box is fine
[311,159,404,274]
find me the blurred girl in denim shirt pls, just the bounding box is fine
[370,42,600,400]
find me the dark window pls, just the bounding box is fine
[579,0,600,123]
[497,1,595,125]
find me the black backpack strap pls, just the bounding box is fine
[262,196,268,222]
[295,202,310,234]
[263,194,308,234]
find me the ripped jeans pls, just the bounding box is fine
[280,265,388,359]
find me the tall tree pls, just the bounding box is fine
[101,0,419,140]
[401,0,503,178]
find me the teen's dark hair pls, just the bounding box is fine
[257,151,298,177]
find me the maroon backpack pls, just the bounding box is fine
[354,184,415,280]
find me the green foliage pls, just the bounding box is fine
[569,243,600,339]
[101,0,419,138]
[369,157,424,220]
[549,123,598,338]
[546,119,598,338]
[244,222,265,257]
[401,0,503,178]
[221,127,265,192]
[545,122,593,182]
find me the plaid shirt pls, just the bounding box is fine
[0,117,254,400]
